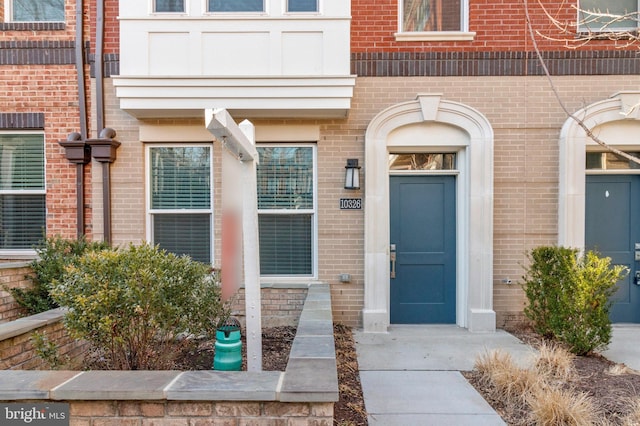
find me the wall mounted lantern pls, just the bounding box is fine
[344,159,361,190]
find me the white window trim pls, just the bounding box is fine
[144,143,215,264]
[3,0,65,23]
[257,143,318,281]
[0,130,46,257]
[395,31,476,42]
[396,0,471,38]
[577,0,640,32]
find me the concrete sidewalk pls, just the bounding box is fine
[602,324,640,372]
[354,325,536,426]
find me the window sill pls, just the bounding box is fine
[395,31,476,42]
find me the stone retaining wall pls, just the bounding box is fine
[0,283,338,424]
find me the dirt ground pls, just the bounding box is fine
[464,325,640,425]
[174,323,368,426]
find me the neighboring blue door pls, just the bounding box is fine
[390,175,456,323]
[586,175,640,323]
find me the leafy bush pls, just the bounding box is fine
[50,243,227,370]
[522,246,628,355]
[6,236,109,315]
[31,331,68,370]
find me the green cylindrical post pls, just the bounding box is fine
[213,323,242,371]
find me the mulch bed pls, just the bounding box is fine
[464,325,640,425]
[175,323,368,425]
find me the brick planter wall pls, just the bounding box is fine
[0,263,34,324]
[0,309,88,370]
[0,284,338,424]
[231,284,308,327]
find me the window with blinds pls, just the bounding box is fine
[148,146,212,263]
[257,146,315,276]
[0,134,46,250]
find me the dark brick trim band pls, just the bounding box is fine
[0,41,75,65]
[0,113,45,130]
[0,22,65,31]
[351,50,640,77]
[89,53,120,78]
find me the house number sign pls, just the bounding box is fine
[340,198,362,210]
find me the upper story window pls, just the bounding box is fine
[401,0,463,32]
[578,0,639,32]
[208,0,264,12]
[8,0,64,22]
[287,0,318,13]
[154,0,185,13]
[0,133,46,252]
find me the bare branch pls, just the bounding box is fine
[523,0,640,165]
[534,0,640,48]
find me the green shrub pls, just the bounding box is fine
[31,331,68,370]
[50,243,227,370]
[6,236,109,315]
[522,246,627,355]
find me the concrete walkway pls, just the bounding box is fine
[355,324,640,425]
[354,325,536,426]
[602,324,640,372]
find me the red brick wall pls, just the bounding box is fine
[89,0,120,55]
[0,0,95,241]
[351,0,636,52]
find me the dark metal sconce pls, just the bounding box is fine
[344,159,361,190]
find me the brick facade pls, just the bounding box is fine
[3,0,639,329]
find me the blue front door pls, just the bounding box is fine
[586,175,640,323]
[390,175,456,323]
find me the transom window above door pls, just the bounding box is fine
[586,151,640,170]
[7,0,65,22]
[389,153,456,171]
[400,0,465,32]
[578,0,639,32]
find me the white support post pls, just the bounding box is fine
[238,120,262,371]
[206,108,262,371]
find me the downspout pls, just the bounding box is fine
[75,0,87,238]
[95,0,105,131]
[59,0,88,240]
[94,0,113,244]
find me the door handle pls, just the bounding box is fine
[390,244,396,279]
[635,271,640,286]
